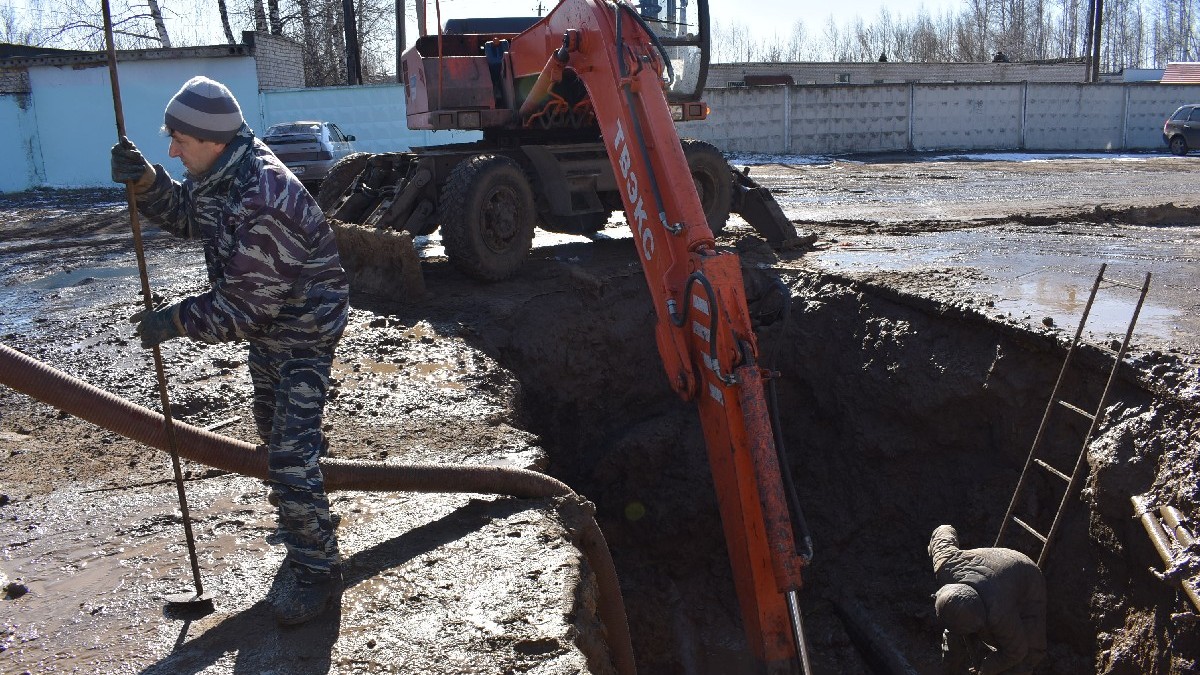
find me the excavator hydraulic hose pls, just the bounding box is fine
[0,342,635,675]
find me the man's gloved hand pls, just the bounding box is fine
[129,303,185,349]
[111,136,155,191]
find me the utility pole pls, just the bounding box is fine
[1089,0,1103,83]
[343,0,362,84]
[1083,0,1095,82]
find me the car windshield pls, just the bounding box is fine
[266,123,322,137]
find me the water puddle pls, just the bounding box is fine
[27,265,138,289]
[812,227,1193,343]
[990,276,1181,342]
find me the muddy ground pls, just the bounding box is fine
[1,152,1198,674]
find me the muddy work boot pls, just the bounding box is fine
[273,568,342,626]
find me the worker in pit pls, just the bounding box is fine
[929,524,1047,675]
[110,76,348,626]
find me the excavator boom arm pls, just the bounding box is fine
[512,0,809,666]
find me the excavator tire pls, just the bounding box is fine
[439,154,537,282]
[318,152,372,212]
[682,139,733,235]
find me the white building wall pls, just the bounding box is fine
[0,92,44,192]
[29,56,259,188]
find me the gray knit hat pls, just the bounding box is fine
[163,76,244,144]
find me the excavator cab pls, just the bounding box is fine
[630,0,710,103]
[402,0,710,130]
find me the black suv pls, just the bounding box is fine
[1163,105,1200,155]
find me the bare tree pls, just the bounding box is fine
[147,0,171,46]
[217,0,236,44]
[32,0,170,49]
[0,0,38,44]
[11,0,1200,80]
[253,0,268,33]
[268,0,282,34]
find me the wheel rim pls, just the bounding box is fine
[1172,138,1187,154]
[481,185,522,253]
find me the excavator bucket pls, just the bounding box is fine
[331,219,425,299]
[730,167,805,248]
[321,153,434,299]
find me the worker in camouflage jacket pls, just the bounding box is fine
[928,524,1047,675]
[110,75,349,626]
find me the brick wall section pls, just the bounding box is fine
[0,68,30,94]
[250,32,305,89]
[710,61,1087,86]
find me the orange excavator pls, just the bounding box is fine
[322,0,813,669]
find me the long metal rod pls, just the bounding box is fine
[786,590,814,674]
[101,0,206,600]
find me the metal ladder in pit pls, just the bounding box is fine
[995,263,1152,568]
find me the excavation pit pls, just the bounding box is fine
[455,249,1200,674]
[1,154,1199,674]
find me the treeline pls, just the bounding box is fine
[714,0,1200,71]
[4,0,1199,85]
[2,0,398,86]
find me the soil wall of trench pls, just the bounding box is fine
[457,257,1200,674]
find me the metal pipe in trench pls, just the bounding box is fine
[1132,495,1200,613]
[0,343,635,675]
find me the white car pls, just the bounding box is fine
[263,121,356,185]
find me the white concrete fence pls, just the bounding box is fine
[4,73,1200,192]
[686,82,1200,154]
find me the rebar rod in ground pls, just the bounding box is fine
[100,0,207,604]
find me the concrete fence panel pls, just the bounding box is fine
[790,85,909,154]
[1024,83,1125,150]
[693,86,788,153]
[1125,84,1200,150]
[911,84,1023,151]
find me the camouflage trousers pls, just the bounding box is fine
[248,343,339,583]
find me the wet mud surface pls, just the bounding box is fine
[2,154,1199,674]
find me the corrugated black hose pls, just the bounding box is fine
[0,342,636,675]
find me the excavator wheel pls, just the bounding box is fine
[317,152,372,212]
[682,139,733,235]
[439,154,537,282]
